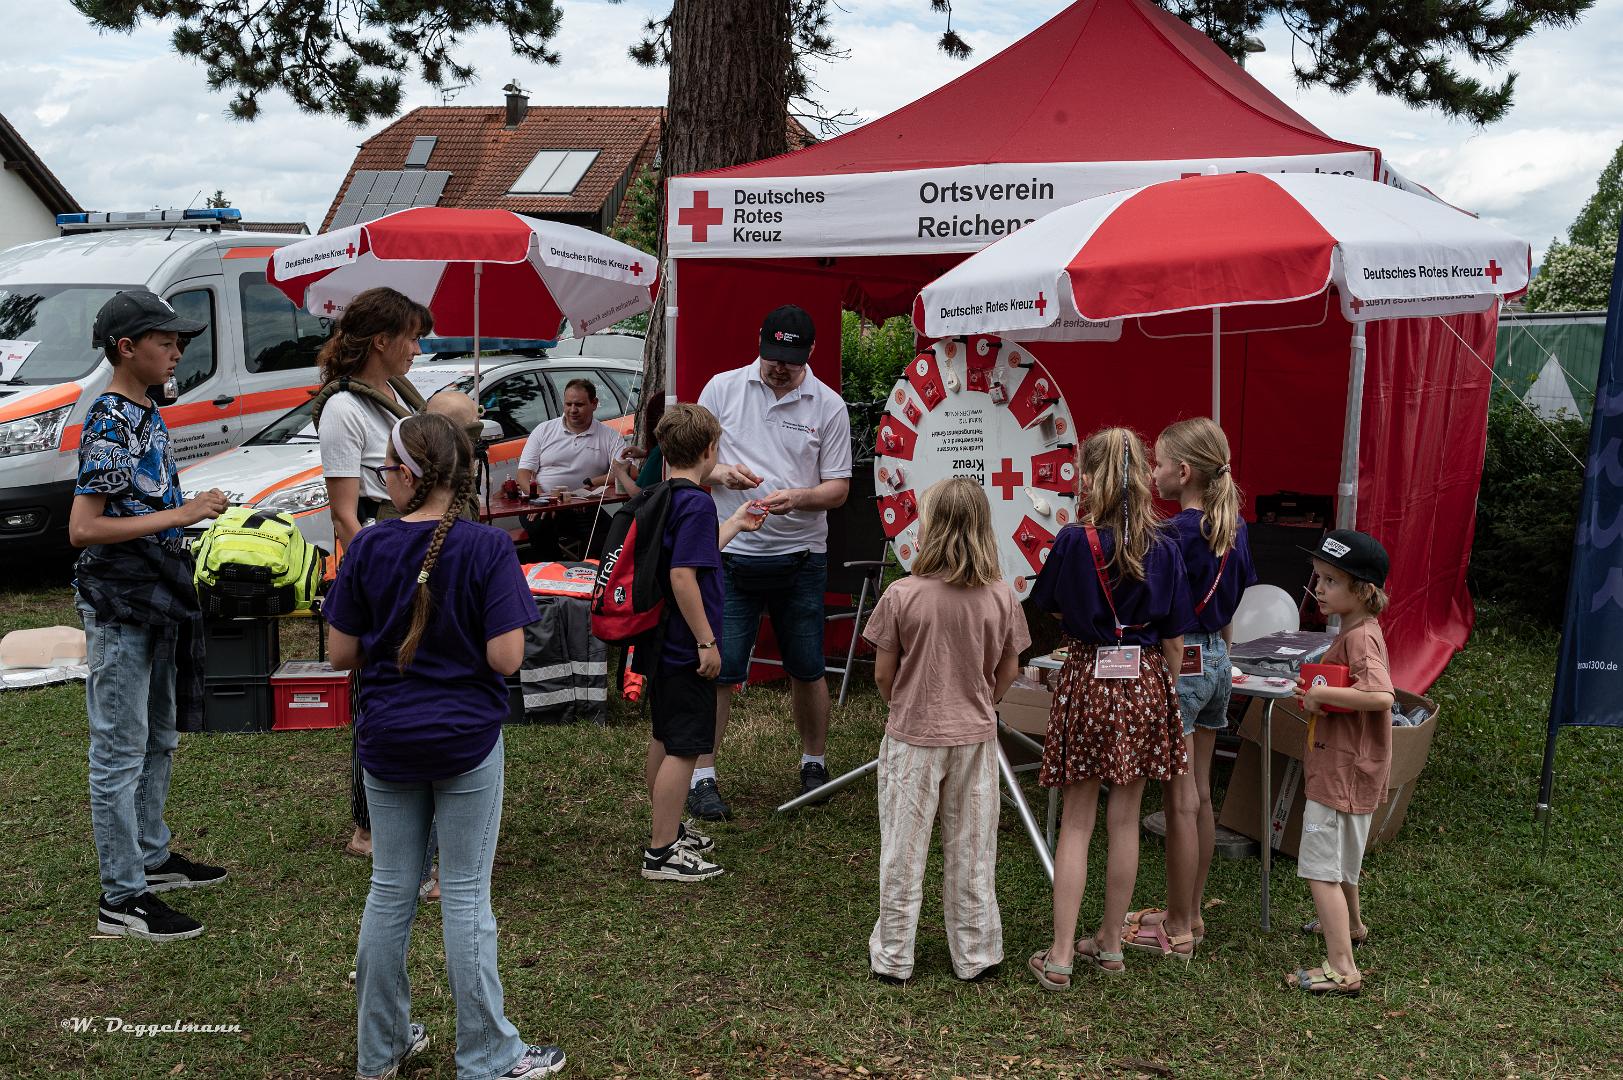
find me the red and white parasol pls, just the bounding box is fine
[914,171,1529,338]
[268,206,657,392]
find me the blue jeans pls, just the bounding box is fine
[718,551,828,684]
[356,736,527,1080]
[78,600,178,905]
[1176,632,1232,736]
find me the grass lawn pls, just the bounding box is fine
[0,583,1618,1080]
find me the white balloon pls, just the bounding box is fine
[1230,584,1300,646]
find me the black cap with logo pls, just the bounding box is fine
[92,289,206,352]
[759,304,815,364]
[1300,529,1390,587]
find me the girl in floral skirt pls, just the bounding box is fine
[1027,427,1192,989]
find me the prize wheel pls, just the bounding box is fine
[873,336,1077,599]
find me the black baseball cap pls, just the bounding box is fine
[759,304,815,363]
[92,289,206,351]
[1301,529,1390,587]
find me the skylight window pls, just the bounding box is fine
[508,149,600,195]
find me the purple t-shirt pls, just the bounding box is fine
[661,485,724,672]
[1030,523,1193,646]
[324,517,539,782]
[1169,509,1259,634]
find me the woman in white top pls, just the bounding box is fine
[313,287,434,857]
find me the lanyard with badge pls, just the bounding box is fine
[1083,525,1147,679]
[1180,548,1232,677]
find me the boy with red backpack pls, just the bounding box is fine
[595,403,766,881]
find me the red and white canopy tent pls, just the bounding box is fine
[665,0,1500,690]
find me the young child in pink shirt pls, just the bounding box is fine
[862,477,1030,983]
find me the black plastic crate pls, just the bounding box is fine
[203,618,280,680]
[201,678,273,734]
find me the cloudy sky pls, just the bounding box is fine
[6,0,1619,259]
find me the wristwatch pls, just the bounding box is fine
[696,641,716,650]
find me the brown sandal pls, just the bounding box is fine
[1285,960,1362,996]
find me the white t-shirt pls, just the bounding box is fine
[698,361,852,556]
[318,389,403,501]
[517,417,627,491]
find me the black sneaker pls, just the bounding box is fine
[686,777,733,821]
[97,891,203,942]
[799,761,832,799]
[640,843,724,882]
[145,851,228,893]
[502,1044,567,1077]
[357,1022,429,1080]
[675,820,715,855]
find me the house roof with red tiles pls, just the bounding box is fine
[321,97,814,236]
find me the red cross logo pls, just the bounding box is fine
[345,243,356,258]
[678,191,725,243]
[322,300,337,314]
[992,458,1023,501]
[1035,292,1047,317]
[1484,260,1503,284]
[629,261,643,276]
[1348,296,1363,314]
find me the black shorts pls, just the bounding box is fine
[649,665,717,758]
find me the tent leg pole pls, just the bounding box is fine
[1211,307,1221,425]
[473,261,484,404]
[1535,712,1560,860]
[1335,323,1368,530]
[665,258,679,406]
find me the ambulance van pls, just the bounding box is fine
[0,209,325,551]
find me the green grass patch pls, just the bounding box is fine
[0,590,1618,1079]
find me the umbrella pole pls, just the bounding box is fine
[1335,322,1368,530]
[473,261,483,405]
[1211,307,1222,424]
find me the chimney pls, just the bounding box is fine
[503,81,529,129]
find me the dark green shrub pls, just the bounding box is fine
[1471,399,1591,623]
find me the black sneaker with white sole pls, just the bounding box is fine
[799,761,832,799]
[356,1022,429,1080]
[640,843,724,882]
[675,820,714,855]
[685,777,733,821]
[97,891,203,942]
[502,1043,567,1077]
[145,851,227,893]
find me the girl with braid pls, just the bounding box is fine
[325,413,567,1079]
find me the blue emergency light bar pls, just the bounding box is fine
[57,208,244,230]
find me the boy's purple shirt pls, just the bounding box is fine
[661,484,723,671]
[324,518,539,782]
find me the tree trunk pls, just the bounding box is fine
[640,0,793,431]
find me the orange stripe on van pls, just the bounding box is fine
[250,465,324,505]
[239,386,318,417]
[162,399,238,428]
[0,383,80,425]
[224,247,279,260]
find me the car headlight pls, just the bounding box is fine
[255,479,329,514]
[0,405,73,457]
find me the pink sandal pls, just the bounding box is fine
[1123,917,1196,961]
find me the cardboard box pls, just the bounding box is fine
[1218,689,1438,856]
[996,681,1052,767]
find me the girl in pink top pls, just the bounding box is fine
[861,477,1029,983]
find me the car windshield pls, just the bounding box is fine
[247,399,319,445]
[0,284,130,384]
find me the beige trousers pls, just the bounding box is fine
[869,734,1003,980]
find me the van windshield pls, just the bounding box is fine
[247,399,318,445]
[0,285,128,384]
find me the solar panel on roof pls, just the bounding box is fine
[329,205,362,229]
[340,171,380,206]
[509,150,599,195]
[405,136,437,169]
[364,172,403,205]
[392,171,427,201]
[415,172,450,205]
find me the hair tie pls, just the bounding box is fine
[390,418,423,477]
[416,569,430,584]
[1217,463,1232,477]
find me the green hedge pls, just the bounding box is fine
[1470,399,1590,623]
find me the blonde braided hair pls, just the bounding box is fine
[1079,426,1162,581]
[391,413,476,670]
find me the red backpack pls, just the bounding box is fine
[590,478,698,644]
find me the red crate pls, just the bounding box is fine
[271,661,351,730]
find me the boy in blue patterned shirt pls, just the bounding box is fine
[70,290,230,942]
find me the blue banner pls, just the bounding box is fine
[1547,231,1623,729]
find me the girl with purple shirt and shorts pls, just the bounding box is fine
[325,412,566,1079]
[1027,427,1193,989]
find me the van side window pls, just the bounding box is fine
[240,272,327,373]
[546,370,624,422]
[167,289,216,395]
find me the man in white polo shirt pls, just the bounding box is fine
[516,376,626,557]
[690,305,853,820]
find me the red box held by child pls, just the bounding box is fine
[271,661,352,730]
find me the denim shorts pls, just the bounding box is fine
[1176,631,1231,737]
[718,551,828,684]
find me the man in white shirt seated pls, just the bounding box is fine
[516,377,627,558]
